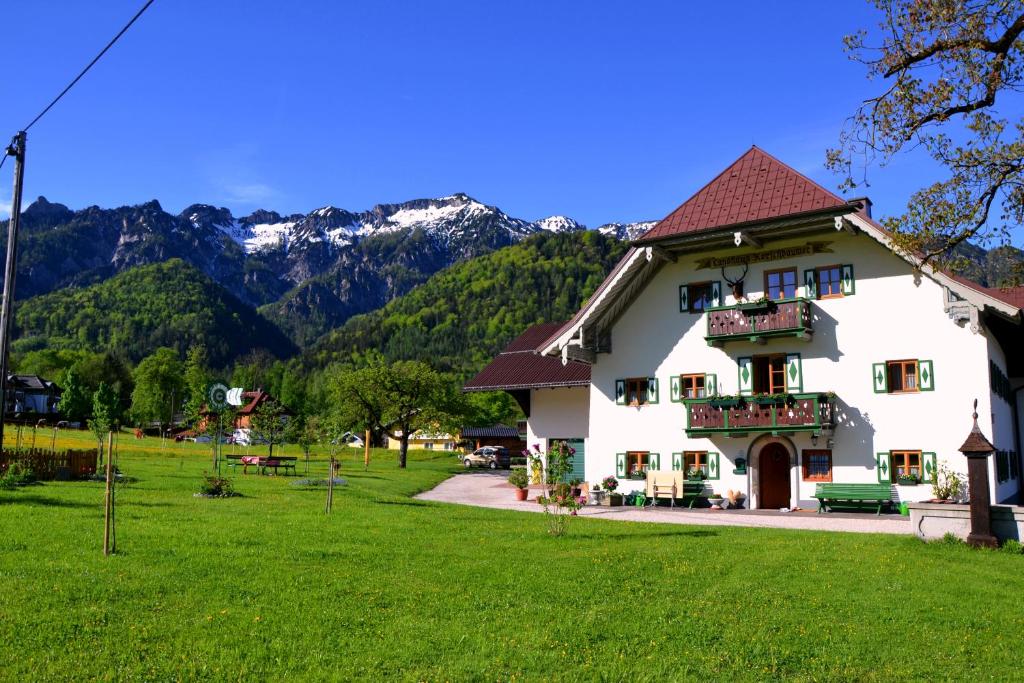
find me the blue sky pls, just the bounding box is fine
[0,1,962,228]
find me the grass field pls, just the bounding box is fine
[0,430,1022,681]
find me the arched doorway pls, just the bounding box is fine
[758,442,792,509]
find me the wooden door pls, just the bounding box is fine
[758,443,792,509]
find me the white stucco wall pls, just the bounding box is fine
[526,387,590,447]
[583,230,1012,507]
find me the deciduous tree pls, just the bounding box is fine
[326,360,459,469]
[130,348,184,434]
[830,0,1024,281]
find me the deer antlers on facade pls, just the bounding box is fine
[721,263,749,300]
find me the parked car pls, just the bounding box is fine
[463,446,511,470]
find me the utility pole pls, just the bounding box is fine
[0,132,27,452]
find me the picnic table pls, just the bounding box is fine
[225,454,298,476]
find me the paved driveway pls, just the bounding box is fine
[416,471,912,535]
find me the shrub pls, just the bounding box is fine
[507,468,529,490]
[931,463,964,501]
[198,474,234,497]
[0,462,37,490]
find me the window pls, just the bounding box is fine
[684,451,708,476]
[891,450,922,479]
[802,450,832,481]
[765,268,797,300]
[424,442,434,450]
[625,378,648,406]
[752,355,787,394]
[887,360,918,393]
[626,451,650,477]
[686,282,714,313]
[816,265,843,299]
[681,374,706,399]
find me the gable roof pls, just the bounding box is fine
[638,146,851,242]
[465,322,591,392]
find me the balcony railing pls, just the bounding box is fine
[705,298,812,346]
[684,392,836,437]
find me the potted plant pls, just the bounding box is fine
[725,489,746,509]
[629,468,647,481]
[709,394,741,408]
[897,473,920,486]
[588,483,603,505]
[686,467,707,481]
[707,492,725,509]
[600,476,622,506]
[569,478,583,497]
[737,296,773,312]
[508,468,529,501]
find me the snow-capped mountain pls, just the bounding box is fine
[8,193,655,345]
[534,215,586,233]
[596,221,658,241]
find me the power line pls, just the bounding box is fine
[22,0,157,133]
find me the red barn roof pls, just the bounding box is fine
[638,146,851,242]
[465,322,590,392]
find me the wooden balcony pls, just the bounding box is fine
[705,298,812,346]
[684,393,836,437]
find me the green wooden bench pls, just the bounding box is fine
[680,480,708,509]
[812,483,893,515]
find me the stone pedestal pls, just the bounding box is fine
[965,455,998,547]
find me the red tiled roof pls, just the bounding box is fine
[465,323,591,391]
[984,285,1024,309]
[639,146,850,242]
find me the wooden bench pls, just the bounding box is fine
[224,454,297,476]
[645,471,709,508]
[812,483,893,515]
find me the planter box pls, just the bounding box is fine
[600,493,623,507]
[908,502,1024,542]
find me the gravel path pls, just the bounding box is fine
[416,471,913,535]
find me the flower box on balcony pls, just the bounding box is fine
[735,300,773,313]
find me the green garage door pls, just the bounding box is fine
[549,438,585,483]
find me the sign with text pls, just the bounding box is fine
[696,241,834,270]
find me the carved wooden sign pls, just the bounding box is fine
[695,241,833,270]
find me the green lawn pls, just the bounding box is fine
[0,431,1021,681]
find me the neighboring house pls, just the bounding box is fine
[4,374,62,415]
[465,322,591,483]
[199,389,288,444]
[471,147,1024,508]
[386,431,458,451]
[459,425,525,452]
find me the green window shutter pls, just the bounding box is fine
[672,452,683,471]
[737,357,753,396]
[670,375,681,403]
[649,453,660,471]
[679,285,688,312]
[922,452,937,483]
[706,373,718,397]
[647,377,659,404]
[615,379,626,405]
[804,269,817,299]
[918,360,934,391]
[876,452,891,483]
[708,452,720,480]
[872,363,888,393]
[841,264,856,295]
[616,453,626,478]
[785,353,803,392]
[711,281,722,307]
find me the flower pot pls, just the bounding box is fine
[514,488,528,501]
[600,493,623,507]
[708,497,725,509]
[897,479,918,487]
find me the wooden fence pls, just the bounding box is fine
[0,448,99,480]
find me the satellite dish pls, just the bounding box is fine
[207,381,230,410]
[226,387,245,407]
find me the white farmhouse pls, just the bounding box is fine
[469,147,1024,509]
